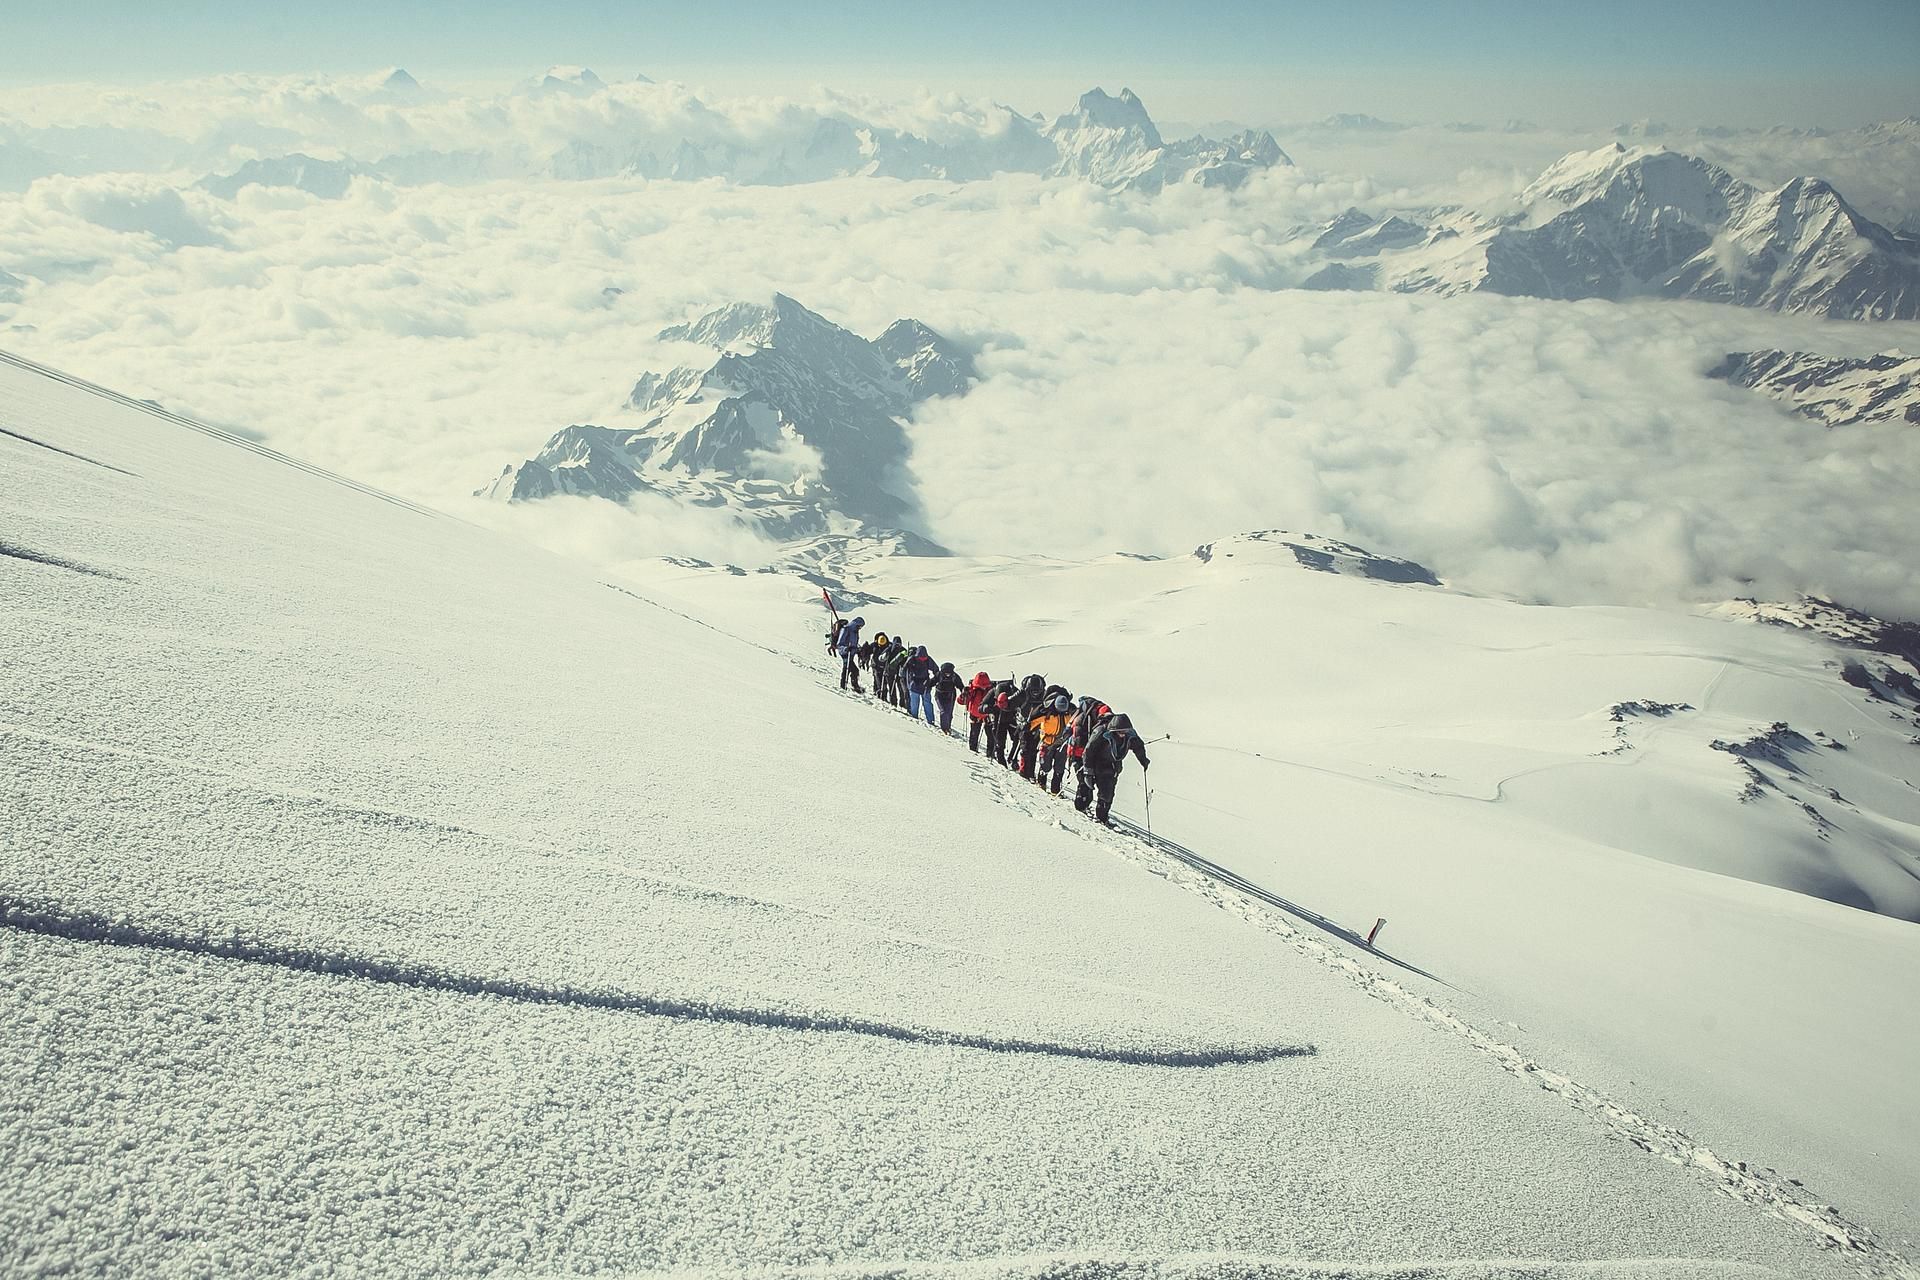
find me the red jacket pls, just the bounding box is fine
[960,677,994,720]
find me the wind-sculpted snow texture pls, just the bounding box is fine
[481,293,973,542]
[1710,349,1920,426]
[0,356,1887,1279]
[1299,145,1920,319]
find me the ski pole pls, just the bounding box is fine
[1142,775,1153,842]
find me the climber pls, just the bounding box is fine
[1076,712,1149,827]
[1029,693,1075,795]
[834,616,865,693]
[904,645,938,725]
[1068,695,1110,791]
[1010,673,1051,778]
[886,638,914,708]
[960,672,994,752]
[984,682,1017,765]
[932,661,964,734]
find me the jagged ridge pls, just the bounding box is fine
[481,295,974,545]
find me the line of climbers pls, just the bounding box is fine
[827,614,1150,828]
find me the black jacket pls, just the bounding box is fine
[1084,725,1149,775]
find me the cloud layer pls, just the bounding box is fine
[2,74,1918,617]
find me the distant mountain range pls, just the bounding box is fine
[481,294,971,546]
[1296,144,1920,320]
[1711,350,1919,426]
[198,81,1288,196]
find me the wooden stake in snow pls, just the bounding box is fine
[1365,917,1387,947]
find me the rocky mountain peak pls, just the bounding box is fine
[1063,87,1162,145]
[483,296,976,544]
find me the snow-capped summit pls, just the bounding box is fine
[361,67,435,106]
[482,296,975,542]
[375,68,422,97]
[1055,88,1162,146]
[1521,144,1747,225]
[1043,87,1290,192]
[1303,145,1920,319]
[656,298,787,351]
[523,66,607,97]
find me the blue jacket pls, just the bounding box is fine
[836,620,863,656]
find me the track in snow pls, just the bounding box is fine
[829,662,1919,1279]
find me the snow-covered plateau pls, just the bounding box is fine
[5,351,1920,1278]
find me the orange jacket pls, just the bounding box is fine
[1028,710,1071,747]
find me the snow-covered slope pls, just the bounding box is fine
[6,353,1913,1278]
[1301,146,1920,319]
[1710,349,1920,426]
[629,530,1920,1256]
[479,294,972,542]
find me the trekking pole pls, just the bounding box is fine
[1141,735,1168,841]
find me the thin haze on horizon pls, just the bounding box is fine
[5,0,1917,128]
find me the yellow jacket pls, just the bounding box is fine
[1029,710,1071,747]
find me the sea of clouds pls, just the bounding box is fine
[2,72,1918,616]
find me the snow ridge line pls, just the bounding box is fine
[0,349,444,522]
[0,895,1317,1070]
[1074,820,1917,1277]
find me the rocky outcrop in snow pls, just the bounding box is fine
[481,295,974,544]
[1709,349,1919,426]
[1709,596,1920,708]
[1296,145,1920,320]
[1190,531,1440,585]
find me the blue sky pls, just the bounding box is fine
[6,0,1916,126]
